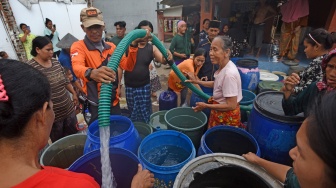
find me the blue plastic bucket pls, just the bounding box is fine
[69,147,141,187]
[247,91,304,165]
[237,59,260,92]
[84,115,141,155]
[198,125,260,156]
[138,130,196,187]
[240,89,256,123]
[240,89,256,106]
[189,92,212,118]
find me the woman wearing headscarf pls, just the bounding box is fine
[282,48,336,116]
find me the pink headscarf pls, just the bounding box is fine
[281,0,309,23]
[177,20,186,28]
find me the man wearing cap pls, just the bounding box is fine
[110,21,126,46]
[71,7,144,125]
[197,20,221,81]
[57,33,84,94]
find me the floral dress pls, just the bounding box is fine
[294,55,326,94]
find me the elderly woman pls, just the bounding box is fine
[187,36,242,128]
[0,59,154,188]
[293,28,334,94]
[282,48,336,116]
[244,91,336,188]
[168,48,206,106]
[26,36,78,142]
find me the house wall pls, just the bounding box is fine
[9,0,86,40]
[93,0,161,35]
[0,17,18,59]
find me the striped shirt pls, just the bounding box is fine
[26,59,74,121]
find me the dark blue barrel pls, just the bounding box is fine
[198,125,260,156]
[69,147,141,187]
[138,130,196,187]
[84,115,141,155]
[247,91,304,165]
[237,59,260,92]
[159,90,177,111]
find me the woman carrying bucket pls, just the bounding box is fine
[0,59,154,188]
[168,48,206,106]
[282,48,336,116]
[244,91,336,188]
[186,36,243,128]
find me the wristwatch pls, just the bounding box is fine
[85,68,93,81]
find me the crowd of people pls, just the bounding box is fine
[0,0,336,187]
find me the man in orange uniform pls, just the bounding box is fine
[71,7,140,124]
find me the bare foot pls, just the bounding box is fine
[278,56,283,61]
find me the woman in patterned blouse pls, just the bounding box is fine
[293,28,334,94]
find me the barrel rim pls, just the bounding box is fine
[173,153,283,188]
[68,147,141,171]
[87,115,135,143]
[164,107,207,131]
[138,130,196,172]
[200,125,261,156]
[149,110,168,130]
[236,58,259,68]
[254,91,305,123]
[39,134,87,166]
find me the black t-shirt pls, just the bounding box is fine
[125,43,153,87]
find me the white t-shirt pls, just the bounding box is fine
[213,60,242,104]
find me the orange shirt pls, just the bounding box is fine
[168,58,201,92]
[71,39,137,106]
[13,166,99,188]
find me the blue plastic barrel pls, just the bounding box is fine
[237,59,260,92]
[84,115,141,155]
[230,57,241,65]
[198,125,260,156]
[159,90,177,111]
[138,130,196,187]
[247,91,304,165]
[69,147,141,187]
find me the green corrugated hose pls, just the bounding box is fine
[98,29,211,127]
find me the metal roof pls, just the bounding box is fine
[160,0,199,6]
